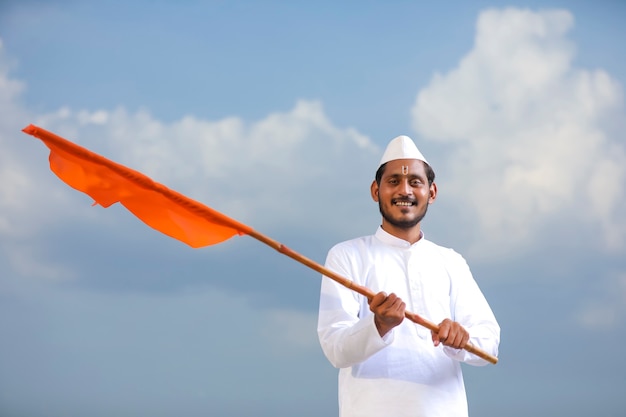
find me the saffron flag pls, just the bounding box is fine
[22,124,252,247]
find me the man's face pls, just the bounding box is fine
[371,159,437,230]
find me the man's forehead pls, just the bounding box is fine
[383,159,426,175]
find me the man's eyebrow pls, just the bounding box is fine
[385,172,425,179]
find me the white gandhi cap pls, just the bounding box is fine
[378,135,428,168]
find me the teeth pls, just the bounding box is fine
[394,201,414,206]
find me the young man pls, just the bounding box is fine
[317,135,500,417]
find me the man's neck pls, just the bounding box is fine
[380,222,423,244]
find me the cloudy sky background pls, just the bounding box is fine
[1,1,625,416]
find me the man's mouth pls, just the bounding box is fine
[392,199,416,207]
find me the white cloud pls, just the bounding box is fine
[411,8,626,257]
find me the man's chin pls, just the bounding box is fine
[383,216,422,229]
[379,203,428,229]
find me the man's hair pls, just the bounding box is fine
[375,161,436,185]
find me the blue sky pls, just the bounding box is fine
[1,1,625,416]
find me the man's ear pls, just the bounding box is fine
[429,182,438,204]
[370,180,379,202]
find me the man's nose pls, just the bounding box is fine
[400,179,413,194]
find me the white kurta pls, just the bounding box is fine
[317,227,500,417]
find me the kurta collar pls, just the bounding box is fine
[374,226,425,248]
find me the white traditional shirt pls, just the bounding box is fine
[317,227,500,417]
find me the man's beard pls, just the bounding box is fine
[378,200,429,229]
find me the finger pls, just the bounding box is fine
[447,331,463,348]
[387,295,405,311]
[433,319,451,347]
[438,322,450,342]
[445,325,469,349]
[369,292,388,309]
[378,293,402,312]
[431,330,445,346]
[431,331,439,346]
[454,330,470,349]
[384,292,398,305]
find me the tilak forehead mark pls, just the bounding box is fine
[402,165,409,175]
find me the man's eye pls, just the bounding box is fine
[410,180,422,186]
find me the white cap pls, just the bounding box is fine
[379,135,428,167]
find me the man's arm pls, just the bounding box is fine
[317,247,395,369]
[441,250,500,365]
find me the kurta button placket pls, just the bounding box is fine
[406,245,429,339]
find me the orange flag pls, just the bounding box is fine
[22,124,252,247]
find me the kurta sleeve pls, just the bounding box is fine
[317,244,393,369]
[442,249,500,366]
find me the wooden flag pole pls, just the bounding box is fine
[246,229,499,365]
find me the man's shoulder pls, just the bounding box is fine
[421,237,451,251]
[421,238,466,261]
[328,234,376,254]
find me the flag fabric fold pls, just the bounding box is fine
[22,124,252,247]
